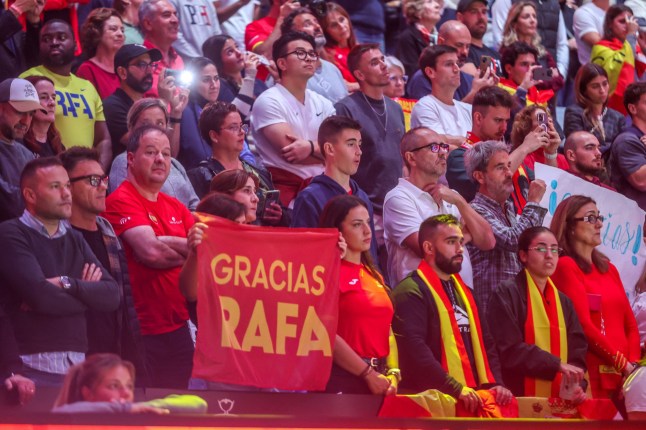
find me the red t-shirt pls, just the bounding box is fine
[245,16,277,53]
[325,46,355,83]
[76,60,120,99]
[337,260,393,358]
[551,257,640,396]
[103,181,194,335]
[524,149,569,172]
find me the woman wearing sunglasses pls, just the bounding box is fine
[550,195,640,399]
[487,226,588,403]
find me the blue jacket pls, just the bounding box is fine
[291,174,379,263]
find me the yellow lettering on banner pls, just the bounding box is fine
[242,300,274,353]
[292,264,310,294]
[252,259,269,289]
[310,265,325,296]
[220,296,241,349]
[235,255,251,287]
[275,302,299,355]
[211,253,232,284]
[269,260,287,291]
[287,261,293,291]
[297,306,331,357]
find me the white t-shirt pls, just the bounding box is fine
[383,178,473,287]
[218,0,260,52]
[250,84,334,179]
[573,2,605,65]
[169,0,222,59]
[410,95,472,138]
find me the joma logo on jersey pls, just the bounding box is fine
[56,90,94,119]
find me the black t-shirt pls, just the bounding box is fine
[441,278,478,384]
[467,44,502,74]
[103,88,134,159]
[74,226,119,355]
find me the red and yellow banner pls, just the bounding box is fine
[192,215,341,391]
[393,98,417,132]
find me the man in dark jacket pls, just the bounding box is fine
[291,115,378,259]
[0,0,42,82]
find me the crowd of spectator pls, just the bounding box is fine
[1,0,646,420]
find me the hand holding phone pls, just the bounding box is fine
[479,56,493,78]
[532,67,553,82]
[260,190,280,219]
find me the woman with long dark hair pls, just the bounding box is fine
[488,226,587,402]
[22,76,65,156]
[202,34,267,119]
[319,195,398,395]
[321,3,359,87]
[591,4,646,115]
[564,63,626,154]
[550,195,640,399]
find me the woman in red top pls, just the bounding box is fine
[321,3,358,91]
[550,195,640,399]
[77,8,125,99]
[319,195,398,395]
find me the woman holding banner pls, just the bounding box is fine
[319,195,399,395]
[550,195,640,399]
[487,226,588,402]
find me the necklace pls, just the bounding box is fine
[361,92,388,132]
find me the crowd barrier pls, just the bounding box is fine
[1,387,645,429]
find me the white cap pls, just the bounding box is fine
[0,78,43,113]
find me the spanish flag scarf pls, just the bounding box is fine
[416,261,496,388]
[498,78,554,108]
[523,269,568,397]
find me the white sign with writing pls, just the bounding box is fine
[534,163,646,302]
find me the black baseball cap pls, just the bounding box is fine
[114,44,163,70]
[457,0,488,14]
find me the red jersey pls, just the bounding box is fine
[103,181,194,335]
[337,260,393,358]
[245,16,277,53]
[76,60,120,99]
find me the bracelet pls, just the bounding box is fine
[358,364,372,379]
[169,117,181,124]
[308,140,315,157]
[543,151,557,160]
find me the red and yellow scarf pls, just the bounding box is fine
[523,269,568,397]
[416,261,496,388]
[498,78,554,108]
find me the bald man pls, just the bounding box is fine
[563,131,615,191]
[407,20,497,103]
[383,126,494,286]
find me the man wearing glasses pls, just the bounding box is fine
[60,147,144,375]
[104,44,164,158]
[383,127,494,286]
[250,31,335,208]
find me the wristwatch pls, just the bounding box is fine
[60,276,72,290]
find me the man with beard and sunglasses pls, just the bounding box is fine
[464,140,547,315]
[383,127,494,287]
[392,214,512,415]
[104,44,163,158]
[21,20,112,170]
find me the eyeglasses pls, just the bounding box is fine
[128,61,158,72]
[409,142,450,153]
[389,74,408,84]
[221,123,249,134]
[69,174,109,187]
[572,214,604,224]
[283,49,319,61]
[527,246,563,255]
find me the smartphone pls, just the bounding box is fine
[537,112,548,132]
[257,55,271,67]
[637,17,646,33]
[260,190,280,219]
[532,67,553,81]
[164,69,194,87]
[559,378,577,401]
[479,56,493,78]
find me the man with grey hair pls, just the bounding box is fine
[383,126,495,286]
[464,140,547,313]
[280,8,348,103]
[140,0,183,97]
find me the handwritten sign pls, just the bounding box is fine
[535,163,646,302]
